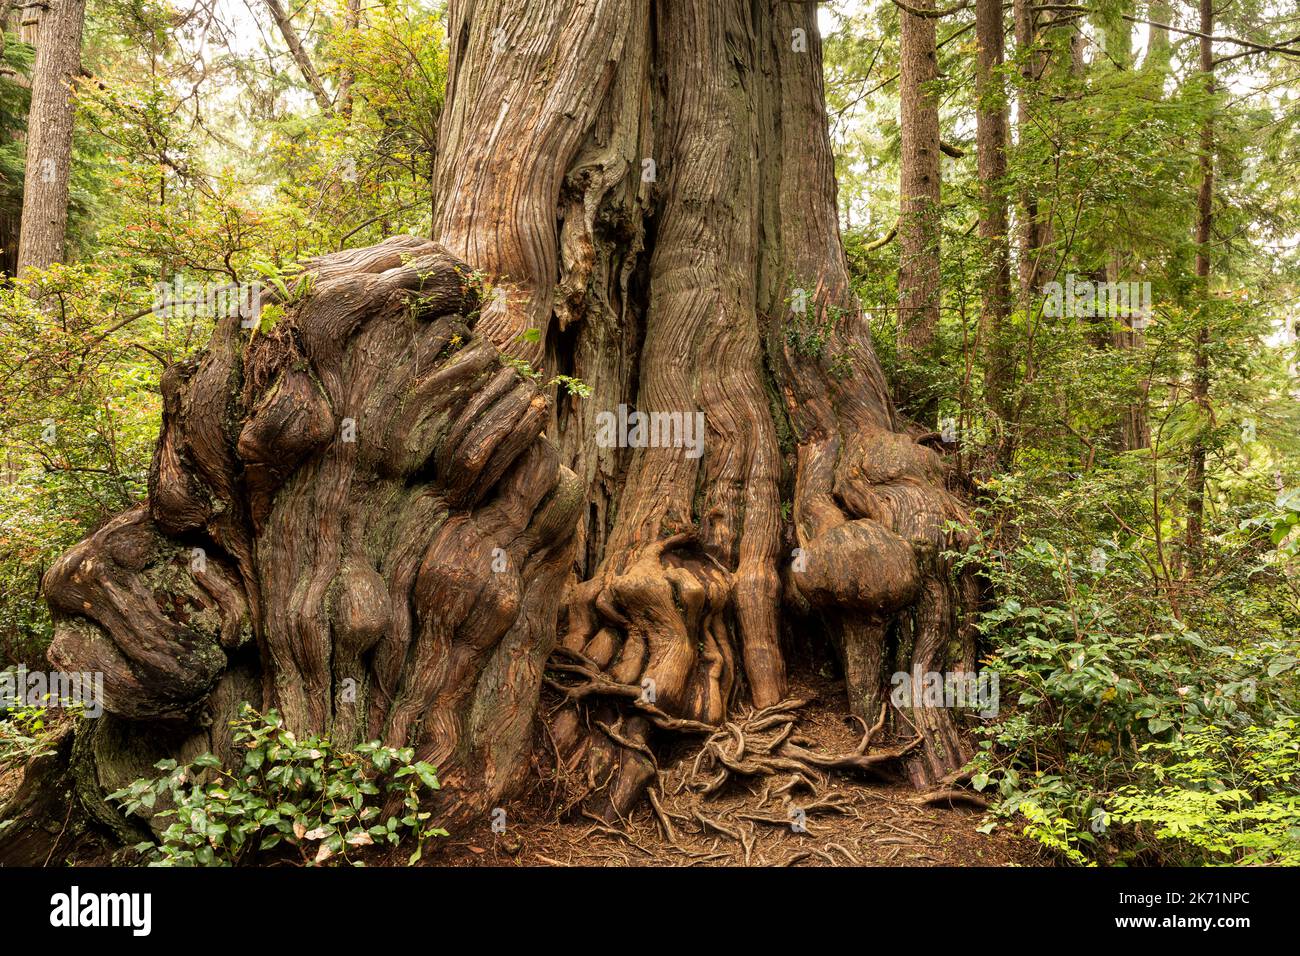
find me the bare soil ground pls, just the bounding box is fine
[424,674,1044,868]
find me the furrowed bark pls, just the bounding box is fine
[16,0,84,276]
[898,0,943,359]
[19,236,582,843]
[9,0,984,855]
[430,0,976,815]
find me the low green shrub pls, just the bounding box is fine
[111,705,447,866]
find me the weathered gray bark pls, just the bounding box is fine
[16,0,84,276]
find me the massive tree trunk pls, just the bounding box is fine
[16,0,84,276]
[7,0,978,860]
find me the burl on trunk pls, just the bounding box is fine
[10,0,978,858]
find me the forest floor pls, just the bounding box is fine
[422,673,1044,868]
[2,674,1043,867]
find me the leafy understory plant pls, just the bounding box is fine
[246,261,317,336]
[110,705,447,867]
[506,335,593,399]
[1110,720,1300,866]
[0,703,66,771]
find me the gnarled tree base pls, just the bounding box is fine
[4,2,990,864]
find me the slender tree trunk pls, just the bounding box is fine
[1100,5,1151,451]
[263,0,333,113]
[1110,259,1151,450]
[0,2,23,276]
[1115,3,1169,453]
[9,0,981,860]
[898,0,942,359]
[975,0,1012,436]
[1185,0,1214,566]
[336,0,362,118]
[16,0,84,277]
[1012,0,1043,302]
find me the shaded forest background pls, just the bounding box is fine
[0,0,1298,865]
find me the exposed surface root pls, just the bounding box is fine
[429,678,1037,868]
[534,677,981,866]
[683,699,922,798]
[910,789,990,810]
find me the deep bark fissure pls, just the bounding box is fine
[11,0,982,855]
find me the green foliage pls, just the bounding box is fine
[548,374,593,399]
[784,290,854,378]
[265,0,449,251]
[0,32,33,225]
[822,1,1300,866]
[0,703,61,770]
[505,354,593,399]
[110,706,447,867]
[959,461,1299,864]
[0,0,453,669]
[0,270,170,664]
[1111,720,1300,866]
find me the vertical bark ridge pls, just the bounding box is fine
[30,0,986,844]
[17,0,85,275]
[897,0,942,357]
[42,237,582,829]
[434,0,640,361]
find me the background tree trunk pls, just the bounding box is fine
[16,0,83,276]
[336,0,362,118]
[897,0,942,360]
[1012,0,1043,302]
[1099,4,1151,453]
[1106,0,1169,453]
[13,0,980,855]
[0,1,26,276]
[975,0,1011,436]
[1185,0,1214,566]
[263,0,333,113]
